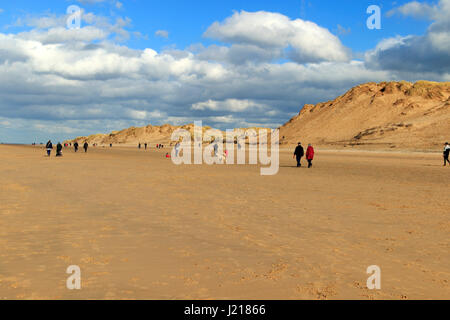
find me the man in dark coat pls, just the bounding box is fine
[56,142,63,157]
[46,140,53,157]
[74,142,79,152]
[293,142,304,167]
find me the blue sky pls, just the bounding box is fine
[0,0,448,143]
[1,0,431,51]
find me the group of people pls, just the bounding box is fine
[292,141,450,168]
[293,142,315,168]
[138,143,164,150]
[43,139,448,167]
[45,140,89,157]
[45,141,63,157]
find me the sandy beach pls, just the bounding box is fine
[0,144,448,300]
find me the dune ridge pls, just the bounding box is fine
[280,81,450,150]
[67,81,449,150]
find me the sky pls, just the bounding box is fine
[0,0,449,143]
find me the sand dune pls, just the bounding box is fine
[280,81,450,150]
[0,144,448,299]
[66,123,268,147]
[66,81,449,152]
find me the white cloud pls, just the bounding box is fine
[155,30,169,39]
[192,99,267,112]
[14,11,135,43]
[387,1,439,19]
[204,10,351,63]
[366,0,450,73]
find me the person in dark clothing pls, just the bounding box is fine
[293,142,304,167]
[110,143,112,148]
[138,143,141,149]
[56,142,63,157]
[144,143,147,150]
[46,140,53,157]
[444,142,450,166]
[74,142,79,152]
[83,142,88,153]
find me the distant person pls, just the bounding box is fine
[221,149,229,162]
[306,144,315,168]
[83,142,88,153]
[56,142,63,157]
[45,140,53,157]
[145,143,147,150]
[110,143,112,148]
[174,142,180,157]
[74,142,79,152]
[213,143,218,157]
[444,142,450,166]
[293,142,304,167]
[138,143,141,149]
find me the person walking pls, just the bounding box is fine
[83,142,88,153]
[45,140,53,157]
[56,142,63,157]
[144,143,147,150]
[74,142,79,152]
[213,143,219,157]
[444,142,450,166]
[293,142,304,167]
[174,142,180,157]
[306,144,315,168]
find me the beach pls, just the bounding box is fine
[0,144,448,299]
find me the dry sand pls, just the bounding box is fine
[0,144,449,300]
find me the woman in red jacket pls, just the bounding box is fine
[306,144,315,168]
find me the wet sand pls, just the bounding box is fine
[0,144,448,299]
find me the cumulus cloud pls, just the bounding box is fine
[387,1,439,19]
[13,10,135,44]
[204,11,351,64]
[366,0,450,73]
